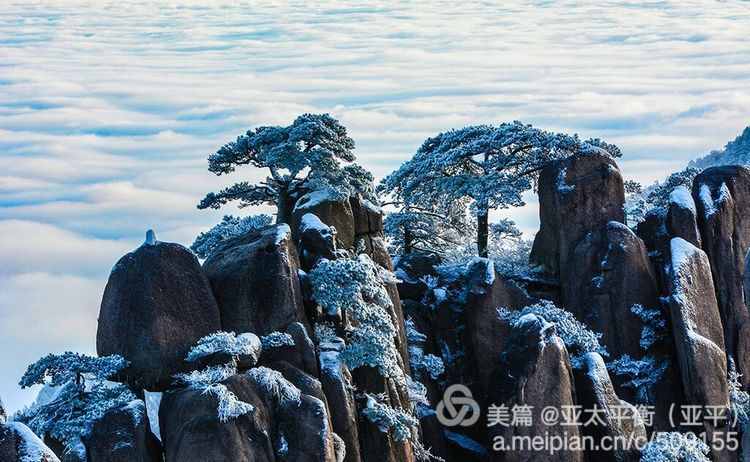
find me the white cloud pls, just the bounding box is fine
[0,271,101,414]
[0,220,131,277]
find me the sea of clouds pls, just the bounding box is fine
[1,0,749,412]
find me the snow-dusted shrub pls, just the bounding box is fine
[607,355,668,404]
[420,355,445,380]
[624,179,647,227]
[16,352,135,454]
[174,360,254,423]
[606,305,669,404]
[362,393,418,442]
[406,377,429,408]
[309,254,405,383]
[645,168,700,212]
[314,323,339,344]
[728,358,750,428]
[191,214,272,259]
[405,318,427,344]
[404,318,444,380]
[640,431,710,462]
[175,362,237,389]
[247,367,302,407]
[630,304,667,351]
[185,331,261,362]
[361,393,441,461]
[498,301,607,367]
[489,238,533,278]
[260,331,295,350]
[203,384,255,423]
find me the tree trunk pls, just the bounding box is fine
[403,228,414,254]
[276,187,295,225]
[477,211,489,258]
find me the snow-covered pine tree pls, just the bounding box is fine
[15,352,135,458]
[198,113,374,224]
[690,125,750,169]
[645,167,700,212]
[382,201,474,256]
[381,121,621,257]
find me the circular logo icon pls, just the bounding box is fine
[436,384,480,427]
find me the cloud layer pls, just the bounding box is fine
[1,0,749,412]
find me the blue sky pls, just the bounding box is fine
[1,0,749,413]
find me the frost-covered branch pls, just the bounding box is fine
[191,214,272,258]
[19,352,128,389]
[185,331,261,363]
[498,301,607,367]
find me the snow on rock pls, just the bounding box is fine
[144,391,162,441]
[667,185,702,247]
[292,188,355,250]
[293,189,339,212]
[299,213,330,233]
[698,184,717,217]
[490,306,582,461]
[274,223,292,246]
[575,351,647,462]
[669,185,696,213]
[556,167,574,193]
[531,151,625,278]
[319,341,345,382]
[667,236,729,459]
[296,212,338,271]
[8,421,60,462]
[317,336,361,461]
[669,237,701,281]
[361,198,381,214]
[144,229,157,246]
[692,165,750,389]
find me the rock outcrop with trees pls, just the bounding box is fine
[3,115,750,462]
